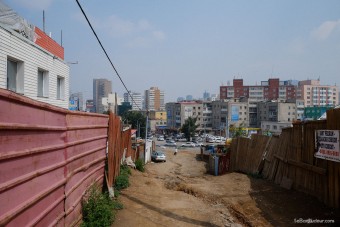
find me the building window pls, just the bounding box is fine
[7,58,24,93]
[38,69,49,97]
[57,76,65,100]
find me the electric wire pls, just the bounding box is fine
[75,0,143,112]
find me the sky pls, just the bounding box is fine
[3,0,340,102]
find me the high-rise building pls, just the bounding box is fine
[144,87,165,111]
[203,91,210,100]
[93,79,112,113]
[297,80,338,107]
[124,91,142,111]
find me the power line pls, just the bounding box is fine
[75,0,142,112]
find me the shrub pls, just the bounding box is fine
[120,164,131,176]
[114,174,129,191]
[81,184,116,227]
[135,159,145,172]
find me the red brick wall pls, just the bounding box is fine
[34,27,64,60]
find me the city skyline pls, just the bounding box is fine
[4,0,340,102]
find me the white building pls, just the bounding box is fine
[124,91,142,111]
[102,93,123,113]
[0,5,69,109]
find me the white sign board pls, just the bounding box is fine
[315,130,340,162]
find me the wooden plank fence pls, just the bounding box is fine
[230,108,340,208]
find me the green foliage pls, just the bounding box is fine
[114,174,130,191]
[181,117,199,141]
[120,164,131,176]
[121,111,146,137]
[135,159,145,172]
[81,184,116,227]
[230,123,247,138]
[114,188,120,197]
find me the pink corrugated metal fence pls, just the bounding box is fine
[0,89,109,226]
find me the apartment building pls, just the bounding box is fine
[257,100,297,134]
[297,80,338,107]
[220,78,296,101]
[212,98,249,131]
[166,101,204,131]
[202,102,213,133]
[148,110,167,133]
[144,87,165,111]
[93,79,112,113]
[0,4,69,109]
[257,100,297,124]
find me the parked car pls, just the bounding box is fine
[164,140,177,147]
[215,138,222,143]
[151,151,166,162]
[176,137,187,142]
[193,141,204,147]
[207,137,216,143]
[181,142,196,147]
[157,136,164,141]
[166,139,176,144]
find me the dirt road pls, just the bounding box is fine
[112,147,339,226]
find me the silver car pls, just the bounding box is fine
[151,151,166,162]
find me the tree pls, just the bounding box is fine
[229,123,247,138]
[122,111,146,138]
[181,117,199,141]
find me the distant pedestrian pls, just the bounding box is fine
[174,148,178,155]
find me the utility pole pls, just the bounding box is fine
[226,116,229,138]
[145,110,149,152]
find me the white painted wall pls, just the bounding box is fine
[0,25,69,109]
[144,140,152,163]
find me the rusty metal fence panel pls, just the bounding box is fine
[0,89,108,226]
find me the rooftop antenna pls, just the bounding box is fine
[43,10,45,32]
[61,30,63,46]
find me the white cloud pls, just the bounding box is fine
[289,37,305,55]
[153,31,166,41]
[11,0,53,11]
[127,37,148,48]
[106,15,135,37]
[311,19,340,40]
[97,15,165,47]
[137,19,152,31]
